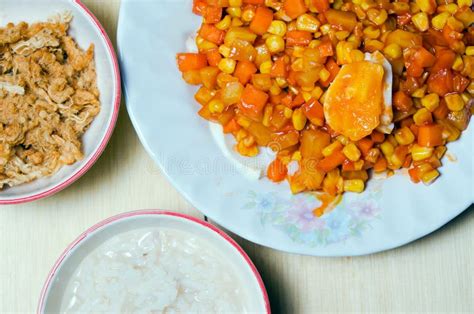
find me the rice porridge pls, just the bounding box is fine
[60,228,250,313]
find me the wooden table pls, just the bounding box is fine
[1,1,473,312]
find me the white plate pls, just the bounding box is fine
[38,210,270,313]
[118,0,474,256]
[0,0,120,204]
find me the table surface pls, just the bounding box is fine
[1,1,473,313]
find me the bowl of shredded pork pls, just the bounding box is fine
[0,3,120,204]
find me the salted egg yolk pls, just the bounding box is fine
[324,60,385,141]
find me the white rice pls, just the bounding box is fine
[60,228,249,313]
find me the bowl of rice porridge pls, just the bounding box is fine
[38,210,270,313]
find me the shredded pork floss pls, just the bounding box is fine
[0,14,100,189]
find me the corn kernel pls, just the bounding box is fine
[309,40,321,48]
[421,169,440,185]
[208,99,225,114]
[229,0,242,6]
[268,20,287,36]
[275,77,288,88]
[383,43,402,60]
[216,15,232,30]
[447,17,464,32]
[283,107,293,119]
[363,26,380,39]
[452,55,464,71]
[445,93,464,111]
[468,81,474,95]
[292,108,307,131]
[320,24,331,35]
[266,35,285,53]
[432,12,450,30]
[336,135,349,146]
[323,141,343,157]
[466,46,474,56]
[260,60,273,74]
[231,17,244,27]
[410,2,421,14]
[292,151,302,161]
[394,127,415,145]
[457,0,472,7]
[236,141,259,157]
[269,82,281,96]
[343,143,362,161]
[196,36,217,51]
[296,14,320,32]
[242,135,255,147]
[392,2,410,13]
[365,148,380,163]
[237,116,251,128]
[350,50,365,62]
[413,108,433,126]
[412,86,427,98]
[262,106,273,127]
[302,91,312,102]
[311,86,323,99]
[412,12,429,32]
[365,39,384,52]
[319,68,330,82]
[367,9,388,25]
[421,93,440,111]
[411,144,434,161]
[416,0,436,13]
[291,58,304,71]
[227,7,242,18]
[242,9,255,23]
[343,179,365,193]
[380,141,395,157]
[218,58,236,74]
[218,45,231,57]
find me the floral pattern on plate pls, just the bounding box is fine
[243,180,383,246]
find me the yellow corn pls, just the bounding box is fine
[333,31,348,41]
[383,43,402,60]
[242,8,255,22]
[296,14,320,32]
[365,148,380,163]
[466,46,474,56]
[445,93,464,111]
[292,108,307,131]
[311,86,324,99]
[292,46,305,58]
[265,35,285,53]
[435,145,447,159]
[432,12,450,30]
[225,27,257,45]
[393,2,410,13]
[231,17,244,27]
[394,127,415,145]
[262,106,273,127]
[457,0,472,7]
[195,87,215,106]
[208,99,225,114]
[447,17,464,32]
[416,0,436,13]
[413,108,433,126]
[421,169,440,185]
[336,41,355,64]
[367,9,388,25]
[410,2,421,14]
[412,12,430,32]
[218,58,236,74]
[236,141,259,157]
[319,68,330,82]
[320,24,331,35]
[301,91,311,102]
[229,0,242,6]
[196,36,217,51]
[237,116,251,128]
[216,15,232,30]
[283,107,293,119]
[411,144,434,161]
[350,49,365,62]
[291,58,305,71]
[365,39,384,52]
[269,82,281,96]
[292,151,302,161]
[308,39,321,48]
[380,141,395,157]
[343,179,365,193]
[452,55,464,71]
[363,26,380,39]
[268,20,287,36]
[468,81,474,95]
[421,93,440,111]
[242,135,255,147]
[275,77,288,88]
[259,60,273,74]
[227,7,242,18]
[218,45,231,58]
[336,135,349,146]
[412,86,427,98]
[342,143,361,161]
[322,141,343,157]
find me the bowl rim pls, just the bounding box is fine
[37,209,271,314]
[0,0,121,205]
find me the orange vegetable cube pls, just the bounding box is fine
[239,84,269,121]
[250,7,274,35]
[418,124,444,147]
[176,53,208,72]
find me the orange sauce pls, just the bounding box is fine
[312,193,343,217]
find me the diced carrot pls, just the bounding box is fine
[302,98,324,126]
[373,156,388,173]
[283,0,307,19]
[270,57,288,78]
[286,31,312,46]
[415,47,436,68]
[239,84,269,121]
[234,61,258,84]
[199,24,225,45]
[193,0,207,15]
[267,158,288,182]
[418,124,444,147]
[432,49,456,72]
[403,155,412,168]
[393,91,413,112]
[317,150,346,172]
[223,118,241,133]
[250,7,274,35]
[206,48,222,67]
[243,0,265,4]
[342,160,356,171]
[177,53,208,72]
[408,167,421,183]
[324,9,357,32]
[291,93,305,108]
[433,99,449,120]
[371,131,385,143]
[203,5,222,24]
[428,69,454,96]
[311,0,329,13]
[318,40,334,57]
[453,74,470,93]
[281,93,293,107]
[357,138,374,156]
[320,58,339,87]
